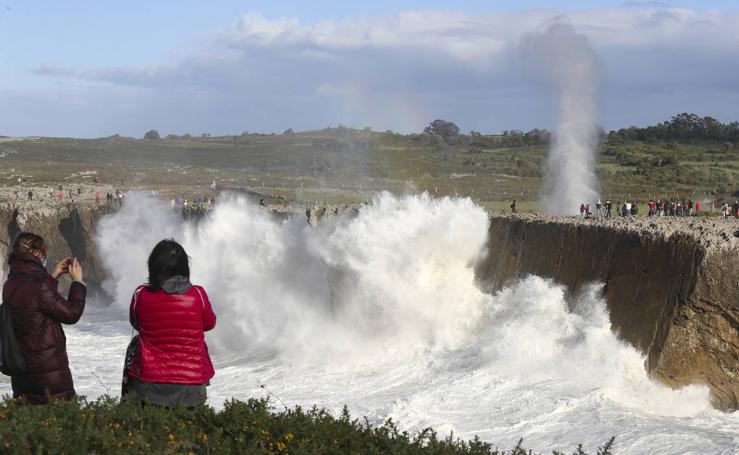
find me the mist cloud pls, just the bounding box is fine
[520,18,601,214]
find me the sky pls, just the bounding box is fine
[1,0,738,137]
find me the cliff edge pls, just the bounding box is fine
[476,214,738,411]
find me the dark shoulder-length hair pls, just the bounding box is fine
[147,239,189,292]
[12,232,48,262]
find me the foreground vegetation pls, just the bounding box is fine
[0,396,614,454]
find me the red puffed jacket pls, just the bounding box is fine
[128,284,216,384]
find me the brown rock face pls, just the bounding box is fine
[1,205,108,299]
[476,215,738,411]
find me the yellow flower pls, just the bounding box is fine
[201,433,209,442]
[276,441,286,451]
[284,433,294,442]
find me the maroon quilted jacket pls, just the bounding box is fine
[128,284,216,384]
[2,253,86,404]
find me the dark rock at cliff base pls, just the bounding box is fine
[476,214,738,411]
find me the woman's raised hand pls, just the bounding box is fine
[68,258,83,283]
[51,256,71,280]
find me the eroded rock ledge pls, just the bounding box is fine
[0,203,109,299]
[476,214,738,411]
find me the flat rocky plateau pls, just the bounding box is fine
[493,212,739,252]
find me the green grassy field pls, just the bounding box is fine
[0,128,736,211]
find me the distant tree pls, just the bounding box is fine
[523,128,550,146]
[608,113,739,143]
[283,128,294,135]
[240,131,249,137]
[423,119,460,141]
[501,130,525,147]
[363,126,372,132]
[144,130,160,140]
[201,133,210,138]
[165,134,179,140]
[182,133,192,140]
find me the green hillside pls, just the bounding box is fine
[0,114,736,211]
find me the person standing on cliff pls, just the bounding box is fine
[605,199,612,218]
[2,232,86,404]
[596,199,602,217]
[511,200,517,214]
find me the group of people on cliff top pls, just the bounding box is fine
[640,199,697,217]
[722,202,739,219]
[569,198,738,220]
[1,233,215,407]
[507,197,739,219]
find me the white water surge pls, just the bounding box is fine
[1,193,737,453]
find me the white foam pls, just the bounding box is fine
[2,193,736,454]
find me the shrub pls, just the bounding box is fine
[0,396,615,454]
[143,130,160,140]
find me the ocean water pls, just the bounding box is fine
[2,193,737,454]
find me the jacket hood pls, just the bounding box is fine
[161,275,192,294]
[7,252,47,278]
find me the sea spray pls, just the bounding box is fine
[97,192,491,362]
[87,193,733,454]
[520,17,601,215]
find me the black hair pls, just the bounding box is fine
[147,239,190,292]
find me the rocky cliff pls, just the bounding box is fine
[0,203,109,300]
[476,214,738,411]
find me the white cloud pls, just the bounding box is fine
[14,8,739,136]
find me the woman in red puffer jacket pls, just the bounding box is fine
[126,239,216,407]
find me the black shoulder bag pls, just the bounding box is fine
[121,287,143,396]
[0,280,31,376]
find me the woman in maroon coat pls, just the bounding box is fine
[126,239,216,407]
[2,232,86,404]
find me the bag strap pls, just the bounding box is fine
[130,285,145,337]
[193,285,205,310]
